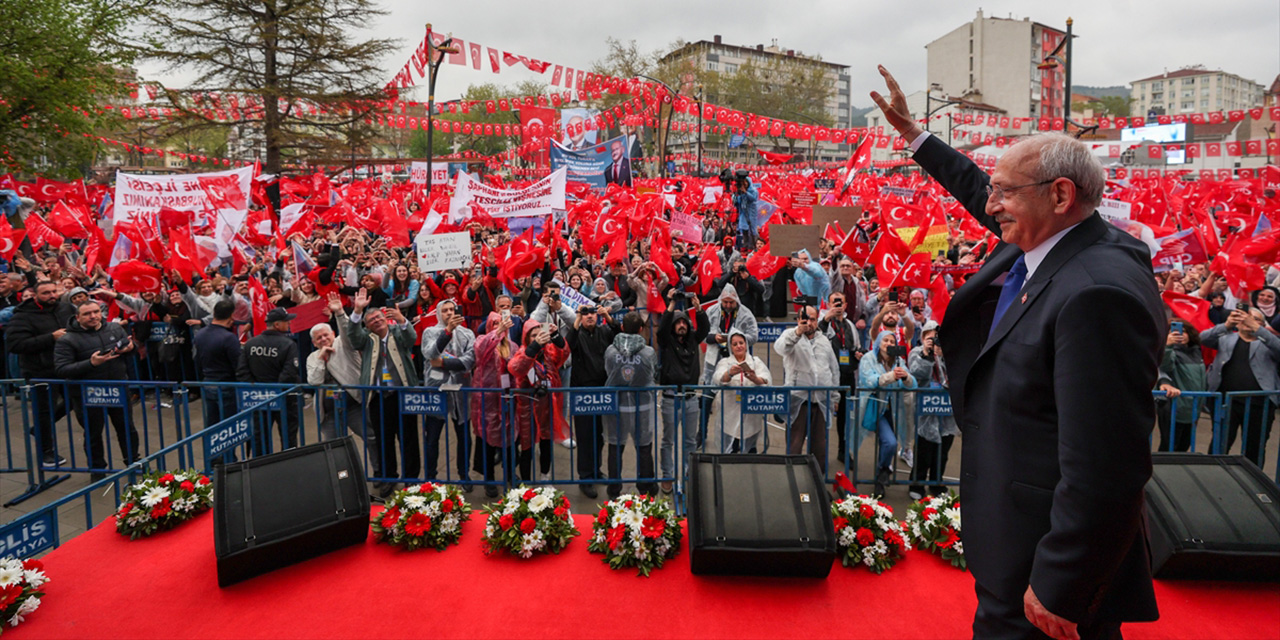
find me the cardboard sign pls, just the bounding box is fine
[768,224,823,258]
[810,205,863,232]
[415,230,471,274]
[1098,199,1132,222]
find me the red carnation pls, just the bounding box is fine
[953,501,960,509]
[0,585,21,609]
[158,473,175,485]
[560,496,570,508]
[421,482,436,492]
[523,489,536,501]
[832,516,848,531]
[922,507,937,520]
[606,525,625,550]
[180,480,196,493]
[197,476,211,485]
[938,527,960,549]
[150,497,171,520]
[855,527,875,547]
[597,508,609,524]
[520,517,536,534]
[405,512,432,536]
[499,514,515,530]
[624,500,633,508]
[380,507,402,530]
[641,516,666,539]
[884,530,904,549]
[21,559,43,572]
[554,506,568,519]
[118,502,134,516]
[441,498,454,513]
[860,504,875,519]
[918,495,932,504]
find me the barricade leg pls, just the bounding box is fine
[574,414,604,491]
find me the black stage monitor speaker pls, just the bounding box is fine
[687,453,836,578]
[214,436,370,586]
[1144,453,1280,581]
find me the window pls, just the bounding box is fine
[724,63,737,73]
[1181,101,1193,109]
[1185,77,1194,85]
[1201,100,1209,109]
[708,62,718,71]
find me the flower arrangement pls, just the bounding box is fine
[370,482,472,551]
[903,491,965,570]
[587,494,683,577]
[115,470,214,539]
[0,556,48,633]
[832,494,911,573]
[480,485,579,558]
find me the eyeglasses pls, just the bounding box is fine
[984,179,1055,202]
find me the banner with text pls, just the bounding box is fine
[549,134,632,192]
[113,166,253,240]
[449,168,566,220]
[409,161,448,185]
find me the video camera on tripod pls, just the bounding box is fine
[718,168,750,192]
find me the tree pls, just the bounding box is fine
[0,0,138,177]
[139,0,400,174]
[1075,96,1132,117]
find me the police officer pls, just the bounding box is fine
[236,307,301,455]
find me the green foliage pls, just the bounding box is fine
[0,0,138,175]
[115,470,214,540]
[586,494,684,577]
[138,0,400,174]
[480,485,580,558]
[369,483,473,552]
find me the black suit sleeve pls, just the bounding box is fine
[1030,284,1162,622]
[912,135,1000,237]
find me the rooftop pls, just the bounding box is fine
[1132,66,1251,84]
[660,36,848,71]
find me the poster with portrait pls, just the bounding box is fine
[558,108,600,151]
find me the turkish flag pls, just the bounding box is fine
[248,276,270,335]
[888,252,931,289]
[746,249,785,280]
[646,274,666,315]
[928,275,951,323]
[867,234,907,282]
[23,212,64,251]
[0,216,26,261]
[46,201,91,239]
[756,149,795,165]
[110,260,164,294]
[823,222,845,246]
[1186,143,1201,159]
[838,136,874,197]
[1206,142,1221,157]
[1245,140,1262,156]
[1161,291,1212,333]
[1226,142,1242,156]
[197,175,247,211]
[696,244,722,295]
[840,232,871,266]
[1147,145,1164,160]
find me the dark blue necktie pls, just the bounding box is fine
[989,255,1027,338]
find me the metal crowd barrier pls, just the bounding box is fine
[1219,391,1280,484]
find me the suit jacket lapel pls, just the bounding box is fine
[979,213,1110,357]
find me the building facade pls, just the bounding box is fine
[925,10,1067,121]
[1130,67,1265,118]
[658,35,851,165]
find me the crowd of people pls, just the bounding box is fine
[0,159,1277,496]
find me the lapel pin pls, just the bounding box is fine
[1021,293,1028,304]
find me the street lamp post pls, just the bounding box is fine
[1037,17,1096,138]
[925,83,962,146]
[424,25,458,194]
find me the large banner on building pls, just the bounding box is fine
[550,134,631,192]
[113,166,253,240]
[448,168,566,220]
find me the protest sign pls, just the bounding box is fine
[415,230,472,273]
[551,279,593,311]
[811,205,862,232]
[671,211,702,242]
[409,162,448,185]
[768,225,822,258]
[113,166,253,238]
[449,168,566,219]
[1098,199,1133,222]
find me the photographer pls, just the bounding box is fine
[856,330,917,497]
[907,322,958,499]
[565,303,615,499]
[655,289,709,493]
[714,258,765,318]
[508,321,569,482]
[530,280,576,448]
[1201,305,1280,468]
[819,291,862,469]
[53,301,141,479]
[774,306,840,474]
[699,285,758,448]
[721,168,760,253]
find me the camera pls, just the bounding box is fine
[578,305,597,315]
[548,292,560,302]
[1236,302,1251,312]
[531,378,551,399]
[886,345,908,360]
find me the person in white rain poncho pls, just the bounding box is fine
[711,329,772,453]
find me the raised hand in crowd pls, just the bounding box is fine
[353,287,370,312]
[327,292,344,317]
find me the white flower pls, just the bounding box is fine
[403,495,427,511]
[9,613,25,627]
[862,555,875,567]
[953,542,964,555]
[527,494,552,513]
[944,508,962,531]
[406,484,421,494]
[21,570,47,589]
[0,566,20,588]
[506,488,525,502]
[16,596,39,615]
[140,486,170,507]
[485,525,495,538]
[0,558,21,573]
[873,540,888,556]
[839,528,855,547]
[623,510,645,531]
[538,486,556,498]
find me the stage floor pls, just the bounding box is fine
[22,510,1280,639]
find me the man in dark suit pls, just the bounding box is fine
[873,66,1164,640]
[604,139,632,187]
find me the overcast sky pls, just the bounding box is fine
[141,1,1279,108]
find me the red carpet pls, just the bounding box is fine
[23,510,1280,639]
